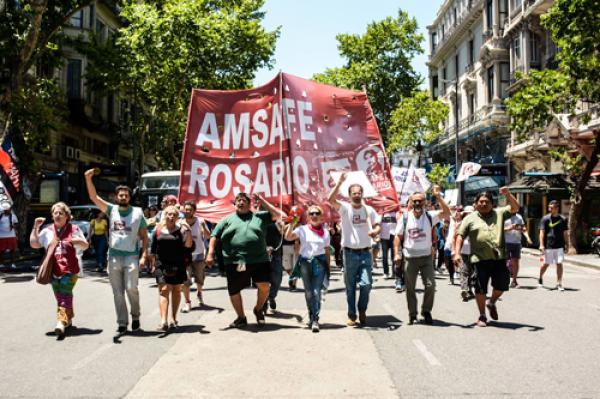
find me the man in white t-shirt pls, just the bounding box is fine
[328,172,381,326]
[504,211,532,288]
[0,202,18,269]
[393,186,450,325]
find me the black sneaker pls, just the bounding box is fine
[229,316,247,329]
[117,325,127,334]
[131,320,140,331]
[422,312,434,325]
[408,316,418,325]
[269,298,277,310]
[461,291,469,302]
[253,307,265,326]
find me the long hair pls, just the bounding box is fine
[156,205,180,232]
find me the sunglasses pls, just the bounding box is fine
[412,200,423,204]
[309,212,321,216]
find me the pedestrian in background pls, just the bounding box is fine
[538,200,569,291]
[379,211,397,279]
[0,202,18,269]
[89,211,108,273]
[504,210,532,288]
[85,169,148,334]
[453,206,475,301]
[30,202,89,338]
[206,192,285,328]
[264,220,285,313]
[150,205,193,331]
[328,172,381,327]
[455,188,520,327]
[285,205,331,332]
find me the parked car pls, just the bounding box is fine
[69,204,100,240]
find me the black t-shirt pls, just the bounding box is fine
[151,226,186,267]
[541,214,567,249]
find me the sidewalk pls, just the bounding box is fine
[522,247,600,270]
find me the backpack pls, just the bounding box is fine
[401,211,436,248]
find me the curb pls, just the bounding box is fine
[522,248,600,271]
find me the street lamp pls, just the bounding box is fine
[440,77,461,205]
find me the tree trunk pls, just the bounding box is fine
[567,130,599,255]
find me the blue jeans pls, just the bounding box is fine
[343,249,373,319]
[299,255,327,323]
[269,253,283,299]
[92,235,107,267]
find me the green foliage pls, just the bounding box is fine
[426,163,453,189]
[81,0,279,169]
[542,0,600,103]
[312,9,423,140]
[505,69,576,142]
[548,148,584,179]
[387,91,449,153]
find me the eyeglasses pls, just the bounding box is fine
[309,212,321,216]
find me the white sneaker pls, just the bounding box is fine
[181,302,192,313]
[10,263,17,269]
[557,284,565,292]
[54,321,65,336]
[311,321,320,333]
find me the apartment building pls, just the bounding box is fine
[32,1,149,207]
[426,0,513,203]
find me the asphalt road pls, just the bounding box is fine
[1,255,599,398]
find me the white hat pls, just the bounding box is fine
[463,205,475,213]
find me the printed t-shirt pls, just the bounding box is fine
[504,213,525,244]
[338,202,380,249]
[107,204,147,256]
[395,211,440,258]
[540,214,568,249]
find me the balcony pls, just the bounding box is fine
[429,0,484,62]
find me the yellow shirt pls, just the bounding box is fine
[91,218,108,236]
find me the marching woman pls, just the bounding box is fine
[285,205,331,333]
[149,205,193,331]
[30,202,89,338]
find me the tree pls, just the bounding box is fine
[505,0,600,254]
[427,163,453,189]
[312,9,424,142]
[387,90,449,154]
[81,0,279,176]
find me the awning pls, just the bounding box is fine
[508,174,600,193]
[464,176,499,192]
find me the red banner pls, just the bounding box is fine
[179,72,399,222]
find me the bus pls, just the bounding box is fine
[138,170,180,209]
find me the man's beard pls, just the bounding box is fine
[413,205,423,212]
[118,200,129,207]
[351,197,362,205]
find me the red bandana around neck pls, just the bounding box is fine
[308,224,324,237]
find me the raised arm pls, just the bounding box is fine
[499,186,519,213]
[327,171,347,211]
[255,193,286,221]
[84,169,109,213]
[29,217,46,249]
[284,222,299,241]
[432,184,450,220]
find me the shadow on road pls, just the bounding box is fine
[1,275,34,283]
[45,326,103,340]
[265,310,303,323]
[195,303,225,313]
[359,314,403,331]
[222,322,302,333]
[486,321,544,331]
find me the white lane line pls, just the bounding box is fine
[71,343,112,370]
[413,339,441,366]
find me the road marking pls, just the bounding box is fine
[71,343,112,370]
[413,339,441,366]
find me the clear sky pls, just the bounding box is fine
[253,0,442,87]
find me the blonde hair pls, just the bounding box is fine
[307,205,323,215]
[157,205,180,230]
[51,202,71,221]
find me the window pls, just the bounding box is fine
[512,0,522,8]
[487,66,495,102]
[432,32,438,51]
[514,37,521,60]
[530,34,540,64]
[96,19,106,41]
[432,76,439,99]
[442,24,445,39]
[468,93,475,116]
[453,8,458,25]
[499,0,508,29]
[67,59,82,99]
[442,66,447,94]
[455,54,460,80]
[89,4,95,28]
[69,10,83,28]
[500,62,510,99]
[469,39,475,65]
[486,0,493,31]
